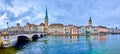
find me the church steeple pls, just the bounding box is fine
[44,7,49,32]
[88,16,92,27]
[45,7,48,19]
[89,17,92,22]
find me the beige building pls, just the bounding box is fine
[96,26,109,33]
[38,23,45,32]
[30,24,38,32]
[8,26,17,31]
[9,23,24,32]
[24,23,38,32]
[48,23,64,35]
[24,23,30,32]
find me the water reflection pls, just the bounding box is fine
[98,35,107,43]
[43,36,79,45]
[70,36,78,43]
[14,42,30,50]
[86,35,92,49]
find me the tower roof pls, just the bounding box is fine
[45,7,48,19]
[89,16,92,22]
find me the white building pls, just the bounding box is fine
[63,26,71,34]
[78,26,86,35]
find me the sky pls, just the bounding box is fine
[0,0,120,29]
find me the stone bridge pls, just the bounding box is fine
[0,32,46,48]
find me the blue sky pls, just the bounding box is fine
[0,0,120,29]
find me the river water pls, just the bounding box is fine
[0,35,120,54]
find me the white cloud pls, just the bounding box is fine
[0,13,8,28]
[7,6,29,17]
[0,0,120,28]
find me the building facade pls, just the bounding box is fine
[48,23,64,35]
[78,26,86,35]
[38,23,45,32]
[63,26,71,34]
[9,23,24,32]
[96,26,109,33]
[71,27,78,35]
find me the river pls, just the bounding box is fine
[0,35,120,54]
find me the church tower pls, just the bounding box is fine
[88,17,92,27]
[44,7,48,31]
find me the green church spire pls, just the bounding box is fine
[45,7,48,19]
[44,6,49,32]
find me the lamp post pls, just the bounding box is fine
[7,22,8,32]
[7,22,9,39]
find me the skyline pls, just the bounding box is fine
[0,0,120,29]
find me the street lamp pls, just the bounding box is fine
[7,22,9,39]
[7,22,8,32]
